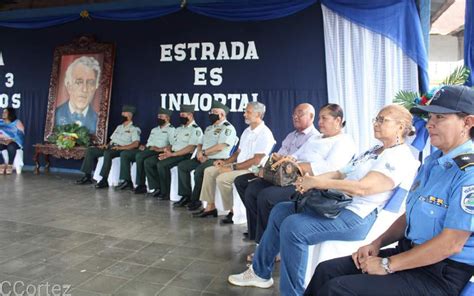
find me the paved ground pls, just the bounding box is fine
[0,172,280,295]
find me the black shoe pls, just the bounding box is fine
[75,175,92,185]
[191,209,205,216]
[156,194,170,201]
[242,236,253,242]
[95,180,109,189]
[243,232,249,237]
[186,201,202,211]
[221,212,234,224]
[134,185,147,194]
[193,209,217,218]
[117,180,133,190]
[152,190,162,198]
[173,196,190,207]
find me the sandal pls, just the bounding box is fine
[246,252,254,262]
[5,165,13,175]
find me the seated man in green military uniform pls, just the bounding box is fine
[75,105,141,189]
[117,108,175,192]
[145,104,202,200]
[177,100,238,211]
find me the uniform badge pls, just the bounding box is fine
[430,88,444,103]
[196,130,201,136]
[461,185,474,214]
[385,162,396,171]
[225,129,231,136]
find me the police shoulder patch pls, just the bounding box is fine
[461,185,474,214]
[196,130,202,136]
[225,129,231,136]
[453,154,474,171]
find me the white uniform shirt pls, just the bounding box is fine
[291,133,357,175]
[340,143,420,218]
[236,122,276,166]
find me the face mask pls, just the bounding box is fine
[209,114,220,124]
[157,118,166,126]
[179,116,189,125]
[121,116,129,123]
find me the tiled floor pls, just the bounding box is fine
[0,172,280,295]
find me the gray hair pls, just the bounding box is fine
[64,56,101,88]
[247,101,266,119]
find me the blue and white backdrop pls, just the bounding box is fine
[0,0,430,170]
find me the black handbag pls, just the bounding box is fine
[291,189,352,219]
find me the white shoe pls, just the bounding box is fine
[228,265,274,288]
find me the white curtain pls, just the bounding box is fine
[322,5,420,153]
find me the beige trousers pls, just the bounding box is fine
[200,166,248,210]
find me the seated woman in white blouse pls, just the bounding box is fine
[242,104,357,244]
[229,104,420,296]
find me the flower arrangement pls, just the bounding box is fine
[394,66,471,113]
[394,66,471,151]
[48,123,90,149]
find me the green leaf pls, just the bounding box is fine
[441,66,470,85]
[48,123,91,148]
[393,90,419,110]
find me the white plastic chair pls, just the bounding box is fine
[1,149,24,174]
[93,157,121,186]
[303,174,417,288]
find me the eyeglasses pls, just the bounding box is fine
[293,111,309,119]
[372,116,397,125]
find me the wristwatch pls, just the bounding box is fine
[202,150,206,156]
[381,257,393,274]
[230,163,236,171]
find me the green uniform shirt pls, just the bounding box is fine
[171,120,203,152]
[202,120,238,159]
[146,124,175,148]
[110,122,141,146]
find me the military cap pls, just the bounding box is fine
[180,104,195,113]
[211,100,230,114]
[158,107,173,117]
[122,105,136,114]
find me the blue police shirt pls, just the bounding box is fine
[406,140,474,265]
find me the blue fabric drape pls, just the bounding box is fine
[320,0,429,93]
[90,6,181,21]
[411,115,429,151]
[0,0,428,93]
[187,0,317,21]
[384,187,407,213]
[0,15,79,29]
[465,0,473,87]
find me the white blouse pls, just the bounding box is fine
[291,133,357,175]
[340,143,420,218]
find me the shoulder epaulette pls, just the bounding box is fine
[192,124,198,128]
[453,153,474,170]
[223,122,230,126]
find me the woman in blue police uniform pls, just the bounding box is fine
[305,85,474,296]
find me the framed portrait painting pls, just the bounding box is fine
[43,35,115,145]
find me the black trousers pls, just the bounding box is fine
[236,176,296,242]
[0,142,20,164]
[305,238,473,296]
